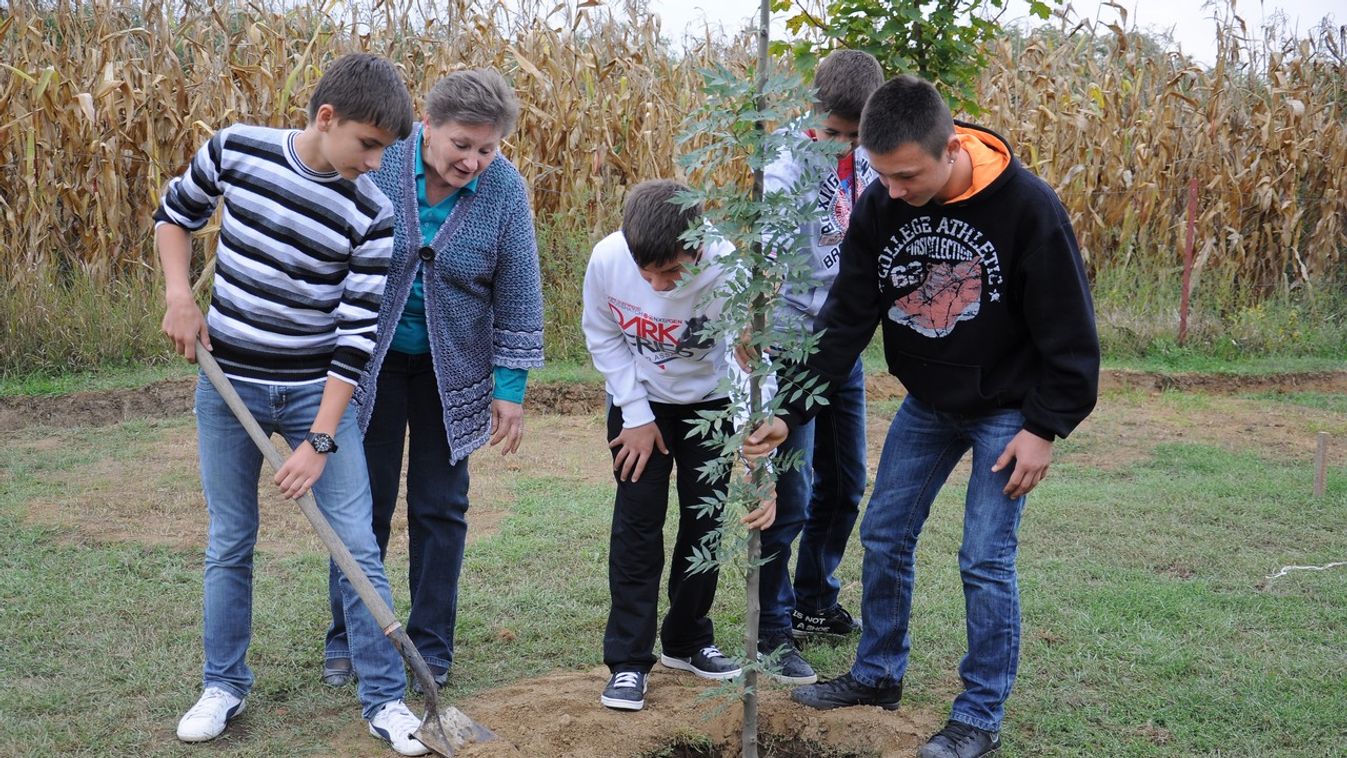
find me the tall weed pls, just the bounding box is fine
[0,269,170,378]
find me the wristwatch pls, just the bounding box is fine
[305,431,339,454]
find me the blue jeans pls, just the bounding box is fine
[325,351,469,673]
[759,358,867,636]
[194,374,405,719]
[851,396,1027,733]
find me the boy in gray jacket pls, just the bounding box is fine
[756,50,886,685]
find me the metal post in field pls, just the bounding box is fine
[1314,432,1328,498]
[1178,178,1197,345]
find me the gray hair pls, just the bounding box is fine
[424,68,520,137]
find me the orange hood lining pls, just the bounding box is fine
[942,127,1011,204]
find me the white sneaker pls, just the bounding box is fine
[176,687,245,742]
[367,699,430,756]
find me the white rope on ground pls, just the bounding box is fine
[1265,562,1347,581]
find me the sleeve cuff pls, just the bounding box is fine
[492,366,528,404]
[778,406,807,431]
[326,370,359,387]
[1022,419,1057,442]
[619,398,656,428]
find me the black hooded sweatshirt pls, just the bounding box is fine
[778,122,1100,441]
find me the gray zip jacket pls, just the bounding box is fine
[765,134,878,333]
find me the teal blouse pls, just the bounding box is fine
[389,132,527,403]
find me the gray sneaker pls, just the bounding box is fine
[600,670,648,711]
[919,720,1001,758]
[321,657,354,687]
[757,634,818,685]
[790,672,902,711]
[410,665,449,695]
[659,645,742,680]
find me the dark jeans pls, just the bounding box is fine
[758,358,867,635]
[325,350,469,673]
[603,399,730,674]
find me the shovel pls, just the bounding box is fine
[194,340,496,757]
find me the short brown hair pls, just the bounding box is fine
[621,180,702,268]
[860,74,954,159]
[814,50,884,122]
[308,54,414,139]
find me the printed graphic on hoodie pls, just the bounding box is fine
[817,152,872,262]
[607,299,717,369]
[877,215,1006,339]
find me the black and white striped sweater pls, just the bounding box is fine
[154,124,393,385]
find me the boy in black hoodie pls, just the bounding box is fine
[745,75,1099,758]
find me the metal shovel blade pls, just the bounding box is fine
[389,626,498,756]
[416,701,498,757]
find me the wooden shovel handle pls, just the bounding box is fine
[194,339,477,755]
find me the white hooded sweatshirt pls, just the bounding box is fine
[582,231,735,428]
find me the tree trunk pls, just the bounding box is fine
[742,1,770,756]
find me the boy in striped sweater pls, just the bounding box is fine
[154,54,429,756]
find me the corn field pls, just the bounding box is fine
[980,13,1347,296]
[0,0,1344,374]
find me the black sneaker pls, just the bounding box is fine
[757,634,818,685]
[321,657,355,687]
[600,670,648,711]
[790,672,901,711]
[410,665,450,696]
[791,605,862,638]
[659,645,742,680]
[919,720,1000,758]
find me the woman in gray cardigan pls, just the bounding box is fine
[323,69,544,693]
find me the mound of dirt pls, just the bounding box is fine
[4,370,1345,431]
[438,668,940,758]
[0,376,197,430]
[318,668,941,757]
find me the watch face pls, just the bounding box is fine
[308,432,338,454]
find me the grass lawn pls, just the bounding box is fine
[1,388,1345,756]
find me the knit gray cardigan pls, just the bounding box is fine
[354,126,545,463]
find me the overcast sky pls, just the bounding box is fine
[642,0,1342,64]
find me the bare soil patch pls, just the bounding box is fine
[318,667,941,758]
[1056,390,1347,471]
[15,414,609,557]
[11,384,1342,556]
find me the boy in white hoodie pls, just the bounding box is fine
[583,180,774,711]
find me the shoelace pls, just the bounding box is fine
[700,645,726,659]
[612,671,641,689]
[941,722,981,748]
[185,688,235,718]
[378,702,423,737]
